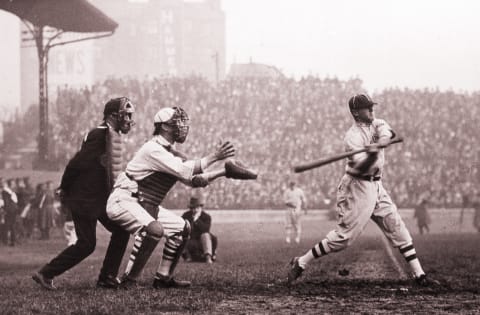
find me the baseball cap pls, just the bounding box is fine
[154,107,175,123]
[103,97,134,117]
[348,94,377,110]
[103,98,122,116]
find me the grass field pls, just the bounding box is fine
[1,210,479,314]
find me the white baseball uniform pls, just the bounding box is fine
[284,186,306,243]
[324,118,412,252]
[106,135,196,237]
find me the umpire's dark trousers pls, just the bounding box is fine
[40,200,129,279]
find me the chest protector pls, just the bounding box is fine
[136,172,178,218]
[106,127,125,191]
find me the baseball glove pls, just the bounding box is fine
[225,159,258,180]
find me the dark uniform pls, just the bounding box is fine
[414,200,431,234]
[38,123,129,282]
[182,206,217,262]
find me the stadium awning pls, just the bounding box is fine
[0,0,118,169]
[0,0,118,32]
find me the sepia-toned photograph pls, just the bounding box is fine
[0,0,479,314]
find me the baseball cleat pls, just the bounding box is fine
[96,274,121,289]
[205,254,213,264]
[287,257,304,285]
[119,276,138,290]
[153,275,191,289]
[32,272,57,291]
[414,274,441,287]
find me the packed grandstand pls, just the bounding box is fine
[2,76,478,209]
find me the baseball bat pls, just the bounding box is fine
[293,137,403,173]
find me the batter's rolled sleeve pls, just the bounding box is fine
[373,119,394,139]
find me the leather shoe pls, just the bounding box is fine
[153,275,191,289]
[415,274,441,287]
[287,257,304,286]
[119,276,138,290]
[96,274,121,289]
[32,272,56,291]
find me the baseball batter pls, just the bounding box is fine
[288,94,439,286]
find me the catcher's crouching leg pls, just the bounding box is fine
[153,220,191,289]
[123,221,163,282]
[225,159,258,180]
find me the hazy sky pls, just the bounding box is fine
[222,0,480,92]
[2,0,480,111]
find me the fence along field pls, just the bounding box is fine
[0,209,479,314]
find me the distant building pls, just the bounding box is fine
[228,62,284,79]
[0,11,21,118]
[19,0,225,109]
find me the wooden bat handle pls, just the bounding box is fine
[293,137,403,173]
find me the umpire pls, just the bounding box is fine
[32,97,135,290]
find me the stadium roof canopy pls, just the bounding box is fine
[0,0,117,32]
[0,0,118,169]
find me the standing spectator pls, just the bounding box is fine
[283,181,306,244]
[15,177,27,240]
[182,195,218,264]
[3,178,19,246]
[414,198,431,235]
[473,191,480,233]
[0,178,6,245]
[37,182,53,240]
[32,183,45,239]
[21,177,36,239]
[459,194,470,226]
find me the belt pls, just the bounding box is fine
[347,171,381,182]
[131,191,144,202]
[124,173,143,200]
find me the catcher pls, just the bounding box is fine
[106,106,257,289]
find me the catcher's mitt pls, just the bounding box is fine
[225,159,258,180]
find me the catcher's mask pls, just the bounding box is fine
[165,107,189,143]
[153,107,190,143]
[104,97,135,134]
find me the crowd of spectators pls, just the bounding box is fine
[6,75,480,209]
[0,176,60,246]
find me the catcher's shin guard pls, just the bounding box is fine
[125,233,160,280]
[162,220,191,276]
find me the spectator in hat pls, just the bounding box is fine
[182,195,218,264]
